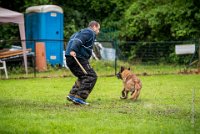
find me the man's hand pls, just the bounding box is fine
[70,51,76,57]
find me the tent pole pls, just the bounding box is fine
[19,23,28,74]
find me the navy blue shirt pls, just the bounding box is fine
[65,28,96,60]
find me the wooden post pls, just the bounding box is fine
[35,42,47,72]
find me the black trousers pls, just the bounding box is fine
[65,56,97,100]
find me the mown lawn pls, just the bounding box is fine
[0,74,200,134]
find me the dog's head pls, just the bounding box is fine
[116,66,130,79]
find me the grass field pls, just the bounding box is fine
[0,74,200,134]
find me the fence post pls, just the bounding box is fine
[198,39,200,72]
[114,40,117,75]
[33,40,36,77]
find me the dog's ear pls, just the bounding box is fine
[120,66,125,72]
[128,67,131,70]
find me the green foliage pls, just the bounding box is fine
[1,0,200,41]
[168,53,194,64]
[0,24,19,49]
[23,0,52,9]
[121,0,200,41]
[1,0,200,63]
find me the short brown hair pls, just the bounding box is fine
[88,21,100,27]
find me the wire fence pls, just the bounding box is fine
[0,39,199,79]
[118,40,199,64]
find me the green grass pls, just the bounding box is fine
[0,75,200,134]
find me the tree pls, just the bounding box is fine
[1,0,200,43]
[120,0,200,41]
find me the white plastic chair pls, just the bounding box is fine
[0,60,8,79]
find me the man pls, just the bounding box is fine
[65,21,100,105]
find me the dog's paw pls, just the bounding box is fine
[120,96,127,99]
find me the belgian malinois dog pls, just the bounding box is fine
[116,66,142,101]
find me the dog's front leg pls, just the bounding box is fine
[120,88,128,99]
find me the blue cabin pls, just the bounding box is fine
[25,5,64,65]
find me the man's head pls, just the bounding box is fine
[89,21,100,35]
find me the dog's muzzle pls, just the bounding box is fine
[116,73,122,79]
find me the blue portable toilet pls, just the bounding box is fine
[25,5,64,65]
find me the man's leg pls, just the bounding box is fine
[66,56,84,97]
[68,79,80,96]
[75,63,97,100]
[66,56,97,103]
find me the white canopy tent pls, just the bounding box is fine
[0,7,28,74]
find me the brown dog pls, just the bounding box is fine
[116,66,142,101]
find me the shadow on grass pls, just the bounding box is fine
[0,99,71,111]
[0,98,183,117]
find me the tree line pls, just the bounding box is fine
[0,0,199,64]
